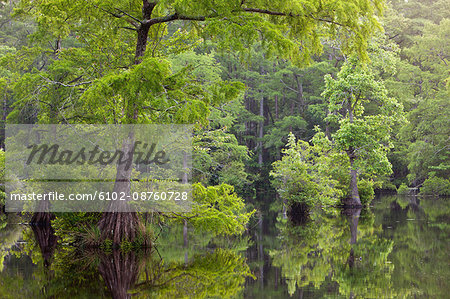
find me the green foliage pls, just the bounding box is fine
[78,225,103,248]
[263,115,307,151]
[271,132,342,210]
[13,0,385,68]
[176,183,254,236]
[397,183,409,195]
[193,128,252,195]
[80,55,216,124]
[52,213,102,244]
[358,179,375,205]
[324,59,405,162]
[400,94,450,184]
[1,0,449,296]
[2,0,387,218]
[382,1,450,188]
[322,58,405,203]
[420,176,450,197]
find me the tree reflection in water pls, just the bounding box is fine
[97,249,140,299]
[271,206,397,297]
[1,196,447,297]
[31,222,57,269]
[1,220,252,298]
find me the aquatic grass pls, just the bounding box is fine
[133,223,153,248]
[76,224,103,248]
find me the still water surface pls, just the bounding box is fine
[0,195,448,298]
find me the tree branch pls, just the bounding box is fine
[135,4,347,29]
[94,5,140,28]
[242,8,344,26]
[40,75,92,88]
[121,26,138,31]
[115,8,143,24]
[144,12,207,26]
[280,79,300,93]
[243,7,288,16]
[142,0,157,19]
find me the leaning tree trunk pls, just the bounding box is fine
[258,96,264,166]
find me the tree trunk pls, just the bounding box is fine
[325,110,331,139]
[98,1,156,246]
[258,97,264,166]
[345,107,361,207]
[98,131,147,246]
[293,73,304,114]
[346,153,362,207]
[135,24,151,64]
[274,94,278,120]
[31,200,55,225]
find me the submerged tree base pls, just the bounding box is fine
[98,212,151,248]
[341,197,363,208]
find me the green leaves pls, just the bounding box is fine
[184,183,254,236]
[17,0,384,66]
[319,58,406,203]
[193,128,251,194]
[271,132,342,209]
[399,93,450,184]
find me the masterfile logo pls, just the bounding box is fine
[5,124,192,213]
[26,141,170,170]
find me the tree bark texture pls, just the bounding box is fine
[346,154,362,207]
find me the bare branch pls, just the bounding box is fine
[121,26,138,31]
[144,12,207,26]
[115,8,143,24]
[242,8,345,26]
[67,75,83,85]
[40,75,92,87]
[280,79,300,93]
[94,5,140,28]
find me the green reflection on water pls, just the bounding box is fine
[0,195,449,298]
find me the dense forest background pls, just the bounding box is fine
[0,0,448,213]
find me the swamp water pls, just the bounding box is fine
[0,195,448,298]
